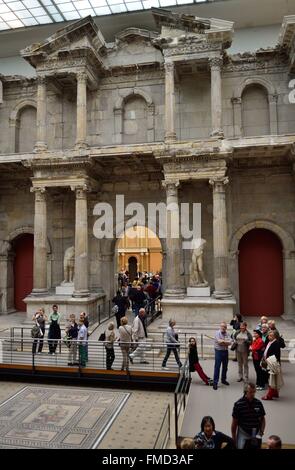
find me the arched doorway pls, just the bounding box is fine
[128,256,138,282]
[13,234,33,311]
[238,228,283,316]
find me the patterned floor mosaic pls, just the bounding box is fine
[0,386,129,449]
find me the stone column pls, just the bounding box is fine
[31,187,48,294]
[209,177,232,298]
[75,71,88,149]
[163,181,184,297]
[164,62,177,142]
[269,93,278,135]
[210,57,223,137]
[231,97,242,137]
[72,185,89,297]
[35,76,47,151]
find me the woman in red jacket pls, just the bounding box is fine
[250,330,267,390]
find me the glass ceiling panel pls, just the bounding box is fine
[0,0,207,30]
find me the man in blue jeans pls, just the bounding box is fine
[213,322,232,390]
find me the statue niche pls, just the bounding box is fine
[189,238,208,287]
[63,246,75,284]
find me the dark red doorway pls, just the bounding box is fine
[13,234,34,311]
[238,228,283,316]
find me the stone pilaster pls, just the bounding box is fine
[72,185,89,297]
[210,57,224,138]
[75,71,88,149]
[209,177,232,298]
[31,187,48,294]
[164,62,177,142]
[163,181,184,297]
[231,97,242,137]
[35,76,47,152]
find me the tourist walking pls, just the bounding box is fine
[261,330,283,400]
[233,322,252,383]
[105,321,116,370]
[188,337,211,385]
[250,329,267,390]
[112,291,130,328]
[194,416,235,449]
[133,285,147,316]
[161,319,182,370]
[213,322,232,390]
[48,304,61,355]
[129,308,149,364]
[118,316,132,372]
[231,382,266,449]
[78,317,88,367]
[32,308,47,354]
[66,314,78,366]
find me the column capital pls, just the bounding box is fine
[162,179,180,195]
[209,57,223,69]
[76,70,88,83]
[164,61,175,73]
[209,176,229,192]
[231,96,242,105]
[71,184,91,199]
[36,75,47,86]
[30,186,47,201]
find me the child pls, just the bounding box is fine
[188,337,212,385]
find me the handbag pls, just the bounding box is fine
[31,324,41,339]
[230,341,237,351]
[99,332,106,341]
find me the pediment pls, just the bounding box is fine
[21,16,106,67]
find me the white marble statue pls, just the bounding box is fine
[63,246,75,283]
[189,238,208,287]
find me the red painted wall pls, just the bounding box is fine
[13,234,34,312]
[238,229,283,316]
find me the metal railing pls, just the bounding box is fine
[0,337,185,375]
[174,359,191,447]
[145,295,162,326]
[153,403,171,449]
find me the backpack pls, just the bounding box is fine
[279,335,286,349]
[99,332,106,341]
[31,325,41,338]
[112,304,119,315]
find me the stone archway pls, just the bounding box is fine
[0,227,52,313]
[229,220,295,317]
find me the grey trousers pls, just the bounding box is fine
[237,350,249,380]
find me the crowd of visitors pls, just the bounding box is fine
[180,382,283,449]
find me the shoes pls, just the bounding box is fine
[73,362,79,366]
[107,367,114,371]
[68,362,73,366]
[178,363,183,368]
[256,386,264,391]
[208,379,214,386]
[121,368,125,371]
[232,358,237,362]
[222,381,230,386]
[213,384,218,390]
[37,352,42,355]
[237,378,243,382]
[162,366,169,370]
[129,355,134,364]
[261,395,273,400]
[140,360,149,364]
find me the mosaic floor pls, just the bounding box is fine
[0,386,129,449]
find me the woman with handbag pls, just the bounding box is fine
[32,308,47,354]
[261,330,282,400]
[118,316,132,372]
[105,322,116,370]
[233,322,252,383]
[249,329,267,390]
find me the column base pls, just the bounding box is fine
[30,289,49,296]
[212,290,233,300]
[164,132,177,143]
[75,141,89,150]
[164,288,185,299]
[72,290,90,298]
[210,129,224,138]
[34,142,48,152]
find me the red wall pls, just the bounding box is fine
[13,234,34,312]
[238,229,283,316]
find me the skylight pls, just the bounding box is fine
[0,0,207,31]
